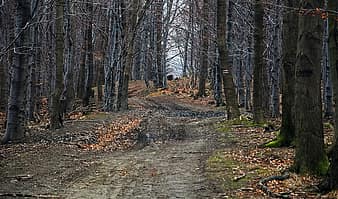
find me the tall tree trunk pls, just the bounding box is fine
[217,0,239,119]
[103,1,117,112]
[77,40,86,99]
[253,0,265,123]
[83,0,94,107]
[183,13,190,78]
[155,0,164,88]
[325,0,338,190]
[0,60,5,111]
[2,0,31,143]
[270,0,282,118]
[118,0,139,110]
[64,0,75,111]
[322,2,333,119]
[26,25,37,121]
[245,28,253,111]
[197,0,209,97]
[161,0,174,88]
[50,0,64,129]
[133,30,142,80]
[293,0,326,175]
[277,0,298,147]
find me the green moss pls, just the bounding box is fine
[317,155,329,176]
[293,155,330,176]
[216,117,272,135]
[264,132,285,148]
[324,122,334,130]
[206,151,269,193]
[206,152,246,191]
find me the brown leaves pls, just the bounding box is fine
[67,111,84,120]
[81,117,141,151]
[216,119,337,198]
[0,111,5,126]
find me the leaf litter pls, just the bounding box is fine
[212,118,338,198]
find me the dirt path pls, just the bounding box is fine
[66,119,223,198]
[65,97,226,198]
[0,96,228,199]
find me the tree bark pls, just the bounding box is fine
[118,0,139,110]
[253,0,265,123]
[294,0,326,175]
[64,0,75,111]
[2,0,31,143]
[325,0,338,189]
[217,0,239,119]
[50,0,64,129]
[0,60,5,111]
[155,0,164,88]
[322,3,333,119]
[82,0,94,107]
[278,0,298,146]
[197,0,209,97]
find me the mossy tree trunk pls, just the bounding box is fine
[217,0,239,119]
[278,0,298,146]
[293,0,327,175]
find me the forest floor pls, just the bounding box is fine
[0,80,338,198]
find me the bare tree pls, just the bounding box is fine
[2,0,31,143]
[216,0,239,119]
[293,0,326,175]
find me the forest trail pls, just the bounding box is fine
[0,87,228,199]
[2,83,338,198]
[65,105,225,198]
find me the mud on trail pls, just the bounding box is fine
[0,95,229,199]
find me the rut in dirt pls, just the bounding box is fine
[65,97,228,199]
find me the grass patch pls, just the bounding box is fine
[206,151,269,195]
[216,117,270,134]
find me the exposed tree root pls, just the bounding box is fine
[258,172,291,198]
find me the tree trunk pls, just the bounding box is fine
[278,0,298,147]
[26,25,37,121]
[82,0,94,107]
[2,0,31,143]
[0,60,5,111]
[253,0,265,123]
[155,0,164,88]
[322,3,333,119]
[103,1,118,112]
[50,0,64,129]
[293,0,327,175]
[217,0,239,119]
[325,0,338,190]
[270,0,282,118]
[64,0,75,112]
[197,0,209,97]
[245,28,253,111]
[118,0,139,110]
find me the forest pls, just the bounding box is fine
[1,0,338,198]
